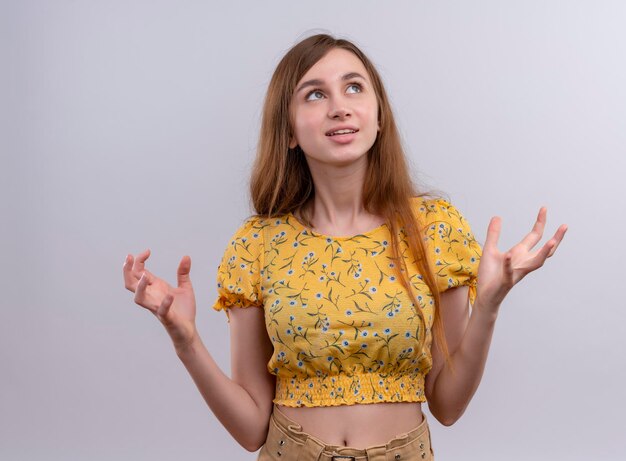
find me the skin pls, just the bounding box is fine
[123,48,568,451]
[288,49,382,237]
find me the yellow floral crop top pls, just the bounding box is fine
[213,198,481,408]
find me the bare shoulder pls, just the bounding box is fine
[228,306,275,413]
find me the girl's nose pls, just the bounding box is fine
[328,103,351,119]
[328,107,350,119]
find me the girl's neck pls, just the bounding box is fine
[304,158,385,236]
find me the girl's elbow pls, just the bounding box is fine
[240,432,268,452]
[435,414,459,427]
[240,434,266,452]
[242,441,263,453]
[430,405,466,427]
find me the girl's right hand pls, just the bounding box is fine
[123,249,198,351]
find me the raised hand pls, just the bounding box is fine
[476,207,567,310]
[123,249,198,350]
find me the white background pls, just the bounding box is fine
[2,1,625,460]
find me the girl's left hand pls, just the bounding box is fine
[475,207,567,311]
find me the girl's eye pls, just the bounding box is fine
[305,90,324,101]
[346,83,362,94]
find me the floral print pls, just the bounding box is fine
[214,198,481,407]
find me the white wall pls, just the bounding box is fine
[2,1,625,460]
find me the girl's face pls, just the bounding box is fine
[289,48,379,169]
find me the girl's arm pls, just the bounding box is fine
[425,208,567,425]
[124,251,274,452]
[176,306,275,452]
[424,285,497,426]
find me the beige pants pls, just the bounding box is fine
[258,405,434,461]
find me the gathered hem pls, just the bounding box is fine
[273,371,426,407]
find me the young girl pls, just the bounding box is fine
[123,34,566,460]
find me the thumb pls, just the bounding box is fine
[177,255,193,289]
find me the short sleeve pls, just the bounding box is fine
[213,218,264,319]
[421,199,482,305]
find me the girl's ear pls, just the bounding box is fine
[289,136,298,149]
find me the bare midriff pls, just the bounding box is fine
[276,401,424,448]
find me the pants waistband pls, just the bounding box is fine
[270,404,431,460]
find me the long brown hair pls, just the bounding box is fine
[250,34,448,360]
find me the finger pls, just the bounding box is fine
[484,216,502,251]
[177,256,192,289]
[134,272,157,313]
[157,293,175,319]
[504,252,515,287]
[123,254,137,291]
[523,238,555,272]
[123,254,153,290]
[547,224,568,258]
[131,249,151,275]
[519,207,547,250]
